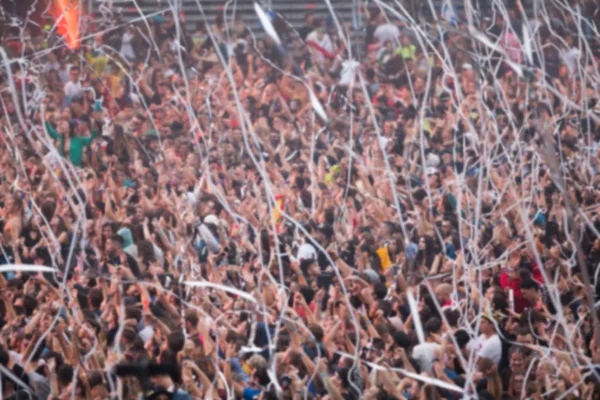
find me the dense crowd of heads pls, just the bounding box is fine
[1,0,600,399]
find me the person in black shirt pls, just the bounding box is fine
[297,12,315,41]
[101,234,141,278]
[312,223,335,271]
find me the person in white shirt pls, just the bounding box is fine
[374,23,400,46]
[297,241,317,262]
[120,26,136,61]
[64,66,83,101]
[468,315,503,366]
[411,317,442,374]
[44,52,60,73]
[306,26,333,67]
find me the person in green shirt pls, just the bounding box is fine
[45,119,97,167]
[397,35,416,60]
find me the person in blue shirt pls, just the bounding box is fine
[230,366,270,400]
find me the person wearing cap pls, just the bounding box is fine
[467,314,503,366]
[118,227,138,259]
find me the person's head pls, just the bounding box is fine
[300,259,320,278]
[88,288,103,309]
[251,367,270,387]
[478,357,497,376]
[508,346,526,372]
[424,317,442,339]
[434,283,452,305]
[515,327,534,346]
[77,118,91,137]
[69,66,80,82]
[483,285,501,302]
[57,363,74,389]
[384,40,394,52]
[314,223,333,244]
[308,324,324,343]
[443,308,460,329]
[441,219,452,236]
[7,278,24,296]
[418,235,431,251]
[148,361,179,390]
[315,25,325,41]
[520,278,540,304]
[185,310,199,333]
[330,367,352,391]
[304,12,314,26]
[147,136,160,152]
[167,330,185,353]
[107,234,124,256]
[364,337,385,361]
[387,235,404,258]
[201,198,219,216]
[372,282,388,301]
[480,315,496,336]
[102,222,114,238]
[509,372,525,396]
[88,370,108,399]
[454,329,470,355]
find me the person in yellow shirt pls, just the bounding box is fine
[377,234,405,272]
[86,34,109,77]
[107,62,125,100]
[397,35,416,60]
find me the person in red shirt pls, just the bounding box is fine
[499,254,528,313]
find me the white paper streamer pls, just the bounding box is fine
[0,0,598,397]
[198,223,221,254]
[184,280,258,303]
[0,264,56,273]
[406,290,425,345]
[254,2,281,46]
[308,88,328,122]
[337,351,465,393]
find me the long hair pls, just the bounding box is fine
[419,384,441,400]
[479,357,502,400]
[414,235,436,270]
[112,124,133,162]
[508,372,525,398]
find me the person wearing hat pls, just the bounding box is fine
[140,132,161,167]
[118,227,138,259]
[467,313,503,366]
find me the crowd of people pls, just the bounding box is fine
[1,0,600,398]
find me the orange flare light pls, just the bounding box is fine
[51,0,81,49]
